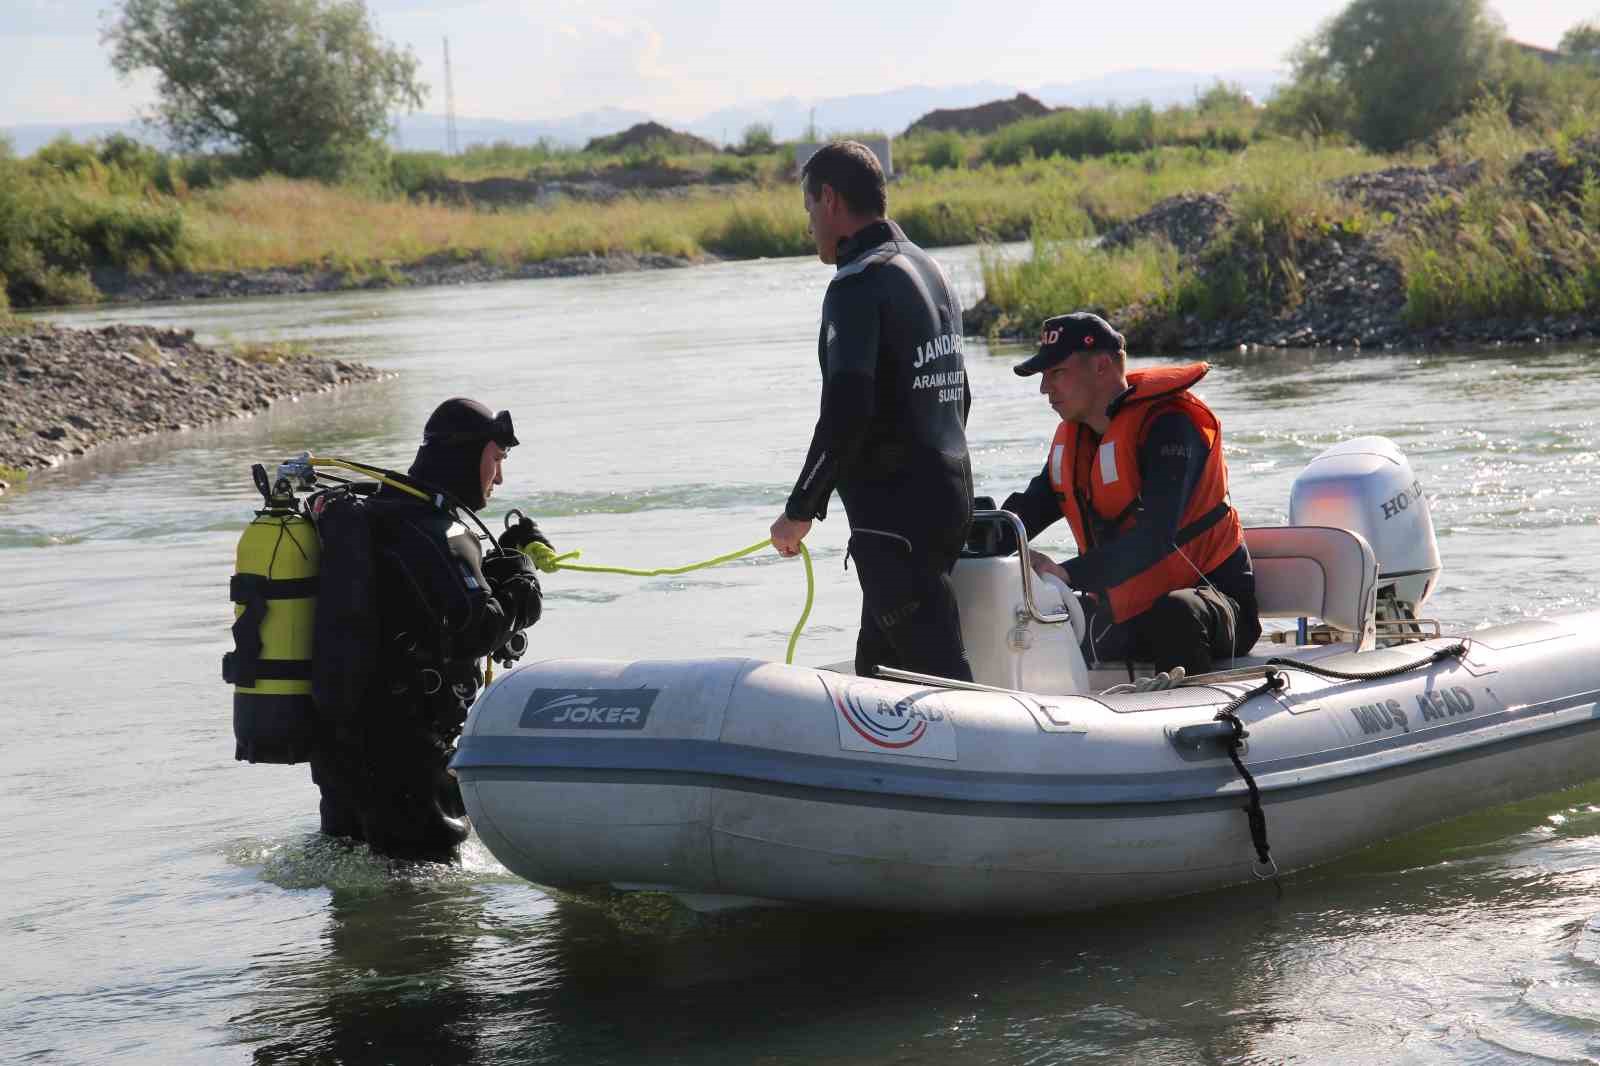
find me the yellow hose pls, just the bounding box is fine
[306,457,817,666]
[524,539,815,664]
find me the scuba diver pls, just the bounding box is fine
[315,398,546,862]
[228,397,547,863]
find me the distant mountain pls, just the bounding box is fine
[3,68,1291,158]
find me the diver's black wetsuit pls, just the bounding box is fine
[311,491,533,861]
[786,219,975,681]
[310,407,537,863]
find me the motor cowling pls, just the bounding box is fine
[1289,436,1441,618]
[224,507,321,763]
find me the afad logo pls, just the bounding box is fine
[825,677,958,760]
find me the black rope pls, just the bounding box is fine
[1262,641,1468,683]
[1200,643,1469,894]
[1214,668,1287,892]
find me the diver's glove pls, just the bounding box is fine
[1101,666,1186,695]
[499,514,553,555]
[483,549,543,632]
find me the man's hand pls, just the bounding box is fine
[1028,549,1071,586]
[770,513,812,557]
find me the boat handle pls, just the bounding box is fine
[972,509,1076,626]
[1167,720,1239,750]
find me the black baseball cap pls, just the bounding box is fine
[1013,312,1125,376]
[421,397,519,448]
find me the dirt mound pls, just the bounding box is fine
[584,121,717,156]
[905,94,1052,137]
[1099,193,1233,257]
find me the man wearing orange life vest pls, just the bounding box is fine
[1002,312,1261,674]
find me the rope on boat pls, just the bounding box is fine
[1259,641,1469,682]
[1213,668,1288,891]
[1204,641,1470,894]
[521,538,815,665]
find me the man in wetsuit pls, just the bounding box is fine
[311,398,545,862]
[1004,312,1261,675]
[768,140,975,682]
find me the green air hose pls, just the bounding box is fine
[522,539,816,664]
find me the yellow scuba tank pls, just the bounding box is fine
[224,462,320,764]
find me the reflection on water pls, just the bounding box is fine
[6,249,1600,1063]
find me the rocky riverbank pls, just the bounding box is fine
[0,322,386,490]
[88,250,696,305]
[966,146,1600,351]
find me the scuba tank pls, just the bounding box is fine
[224,460,321,764]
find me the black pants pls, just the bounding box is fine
[849,531,974,683]
[1081,586,1262,675]
[310,717,469,863]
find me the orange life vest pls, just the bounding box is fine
[1046,363,1244,623]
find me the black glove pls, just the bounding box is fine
[483,548,542,632]
[499,515,553,555]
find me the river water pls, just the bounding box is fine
[7,245,1600,1064]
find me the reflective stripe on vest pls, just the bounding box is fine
[1045,363,1244,623]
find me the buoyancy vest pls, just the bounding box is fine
[1046,364,1244,623]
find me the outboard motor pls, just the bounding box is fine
[1289,436,1441,621]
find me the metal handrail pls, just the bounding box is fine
[972,509,1076,626]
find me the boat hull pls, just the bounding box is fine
[454,618,1600,914]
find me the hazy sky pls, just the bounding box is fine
[6,0,1600,125]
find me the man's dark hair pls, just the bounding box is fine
[801,141,887,217]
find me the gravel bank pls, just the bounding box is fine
[0,322,386,491]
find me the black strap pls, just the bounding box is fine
[1175,500,1230,548]
[230,573,318,602]
[228,590,267,687]
[224,653,313,684]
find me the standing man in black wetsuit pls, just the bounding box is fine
[769,141,975,682]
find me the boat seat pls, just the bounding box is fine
[1243,525,1378,652]
[1086,525,1380,685]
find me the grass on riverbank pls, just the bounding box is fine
[153,140,1394,276]
[982,102,1600,339]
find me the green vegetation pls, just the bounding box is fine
[982,92,1257,166]
[0,465,30,485]
[10,0,1600,343]
[106,0,425,182]
[1396,147,1600,325]
[0,136,189,307]
[228,338,318,363]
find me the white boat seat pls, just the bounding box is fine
[1244,525,1378,652]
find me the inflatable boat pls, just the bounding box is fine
[451,439,1600,914]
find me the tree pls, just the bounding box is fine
[1560,19,1600,59]
[105,0,426,179]
[1289,0,1504,150]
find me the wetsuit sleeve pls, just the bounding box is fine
[378,514,514,660]
[1000,461,1063,541]
[786,278,880,521]
[1062,412,1209,594]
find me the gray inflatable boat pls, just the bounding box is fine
[452,439,1600,914]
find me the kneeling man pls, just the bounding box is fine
[1004,312,1261,675]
